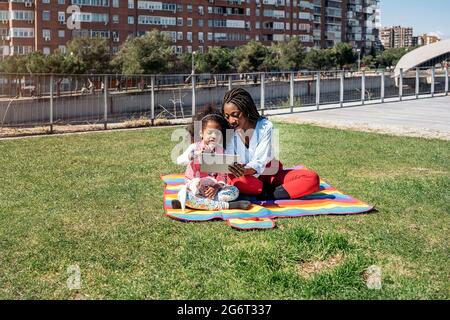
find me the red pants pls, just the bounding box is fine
[228,161,320,199]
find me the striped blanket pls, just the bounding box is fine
[162,166,374,230]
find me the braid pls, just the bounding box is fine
[222,88,261,124]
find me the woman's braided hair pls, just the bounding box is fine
[221,88,261,124]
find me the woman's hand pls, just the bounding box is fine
[228,163,257,178]
[204,186,218,199]
[228,163,245,177]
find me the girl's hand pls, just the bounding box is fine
[203,144,215,153]
[188,149,195,161]
[204,186,218,199]
[190,149,203,161]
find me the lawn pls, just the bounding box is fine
[0,123,448,299]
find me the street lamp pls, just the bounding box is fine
[356,48,361,72]
[191,51,196,75]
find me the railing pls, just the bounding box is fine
[0,66,448,133]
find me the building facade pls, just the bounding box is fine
[417,33,441,46]
[312,0,380,53]
[380,26,413,49]
[0,0,380,58]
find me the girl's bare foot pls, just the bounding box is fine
[171,200,182,209]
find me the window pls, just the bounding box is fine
[12,45,33,55]
[198,19,203,27]
[43,47,51,55]
[42,0,50,3]
[177,17,183,26]
[113,15,119,23]
[58,45,66,53]
[42,11,50,21]
[113,0,119,7]
[58,12,65,22]
[198,5,204,15]
[12,11,35,21]
[128,16,134,24]
[58,29,65,37]
[137,15,176,26]
[128,0,134,9]
[11,28,34,38]
[187,18,192,27]
[43,29,51,39]
[0,10,9,21]
[187,5,192,13]
[58,0,65,4]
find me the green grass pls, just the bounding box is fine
[0,123,449,299]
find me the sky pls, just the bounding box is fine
[380,0,450,39]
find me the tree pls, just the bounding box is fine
[112,30,174,75]
[0,55,28,97]
[23,52,51,97]
[170,52,193,74]
[305,48,336,70]
[66,36,111,74]
[274,37,307,71]
[332,43,357,69]
[0,55,27,74]
[197,47,235,74]
[376,47,413,68]
[24,51,50,74]
[362,55,377,70]
[196,47,236,86]
[47,50,81,96]
[235,40,271,73]
[21,50,80,96]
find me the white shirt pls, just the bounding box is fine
[176,143,196,166]
[226,117,274,178]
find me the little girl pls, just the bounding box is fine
[172,108,251,211]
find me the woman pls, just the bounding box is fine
[222,88,320,200]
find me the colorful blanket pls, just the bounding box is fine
[162,166,374,231]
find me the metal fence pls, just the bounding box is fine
[0,66,448,131]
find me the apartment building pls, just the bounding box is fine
[312,0,380,52]
[0,0,379,58]
[380,26,414,49]
[417,33,441,46]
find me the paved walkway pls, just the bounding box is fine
[270,95,450,140]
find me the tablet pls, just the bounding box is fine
[200,153,241,174]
